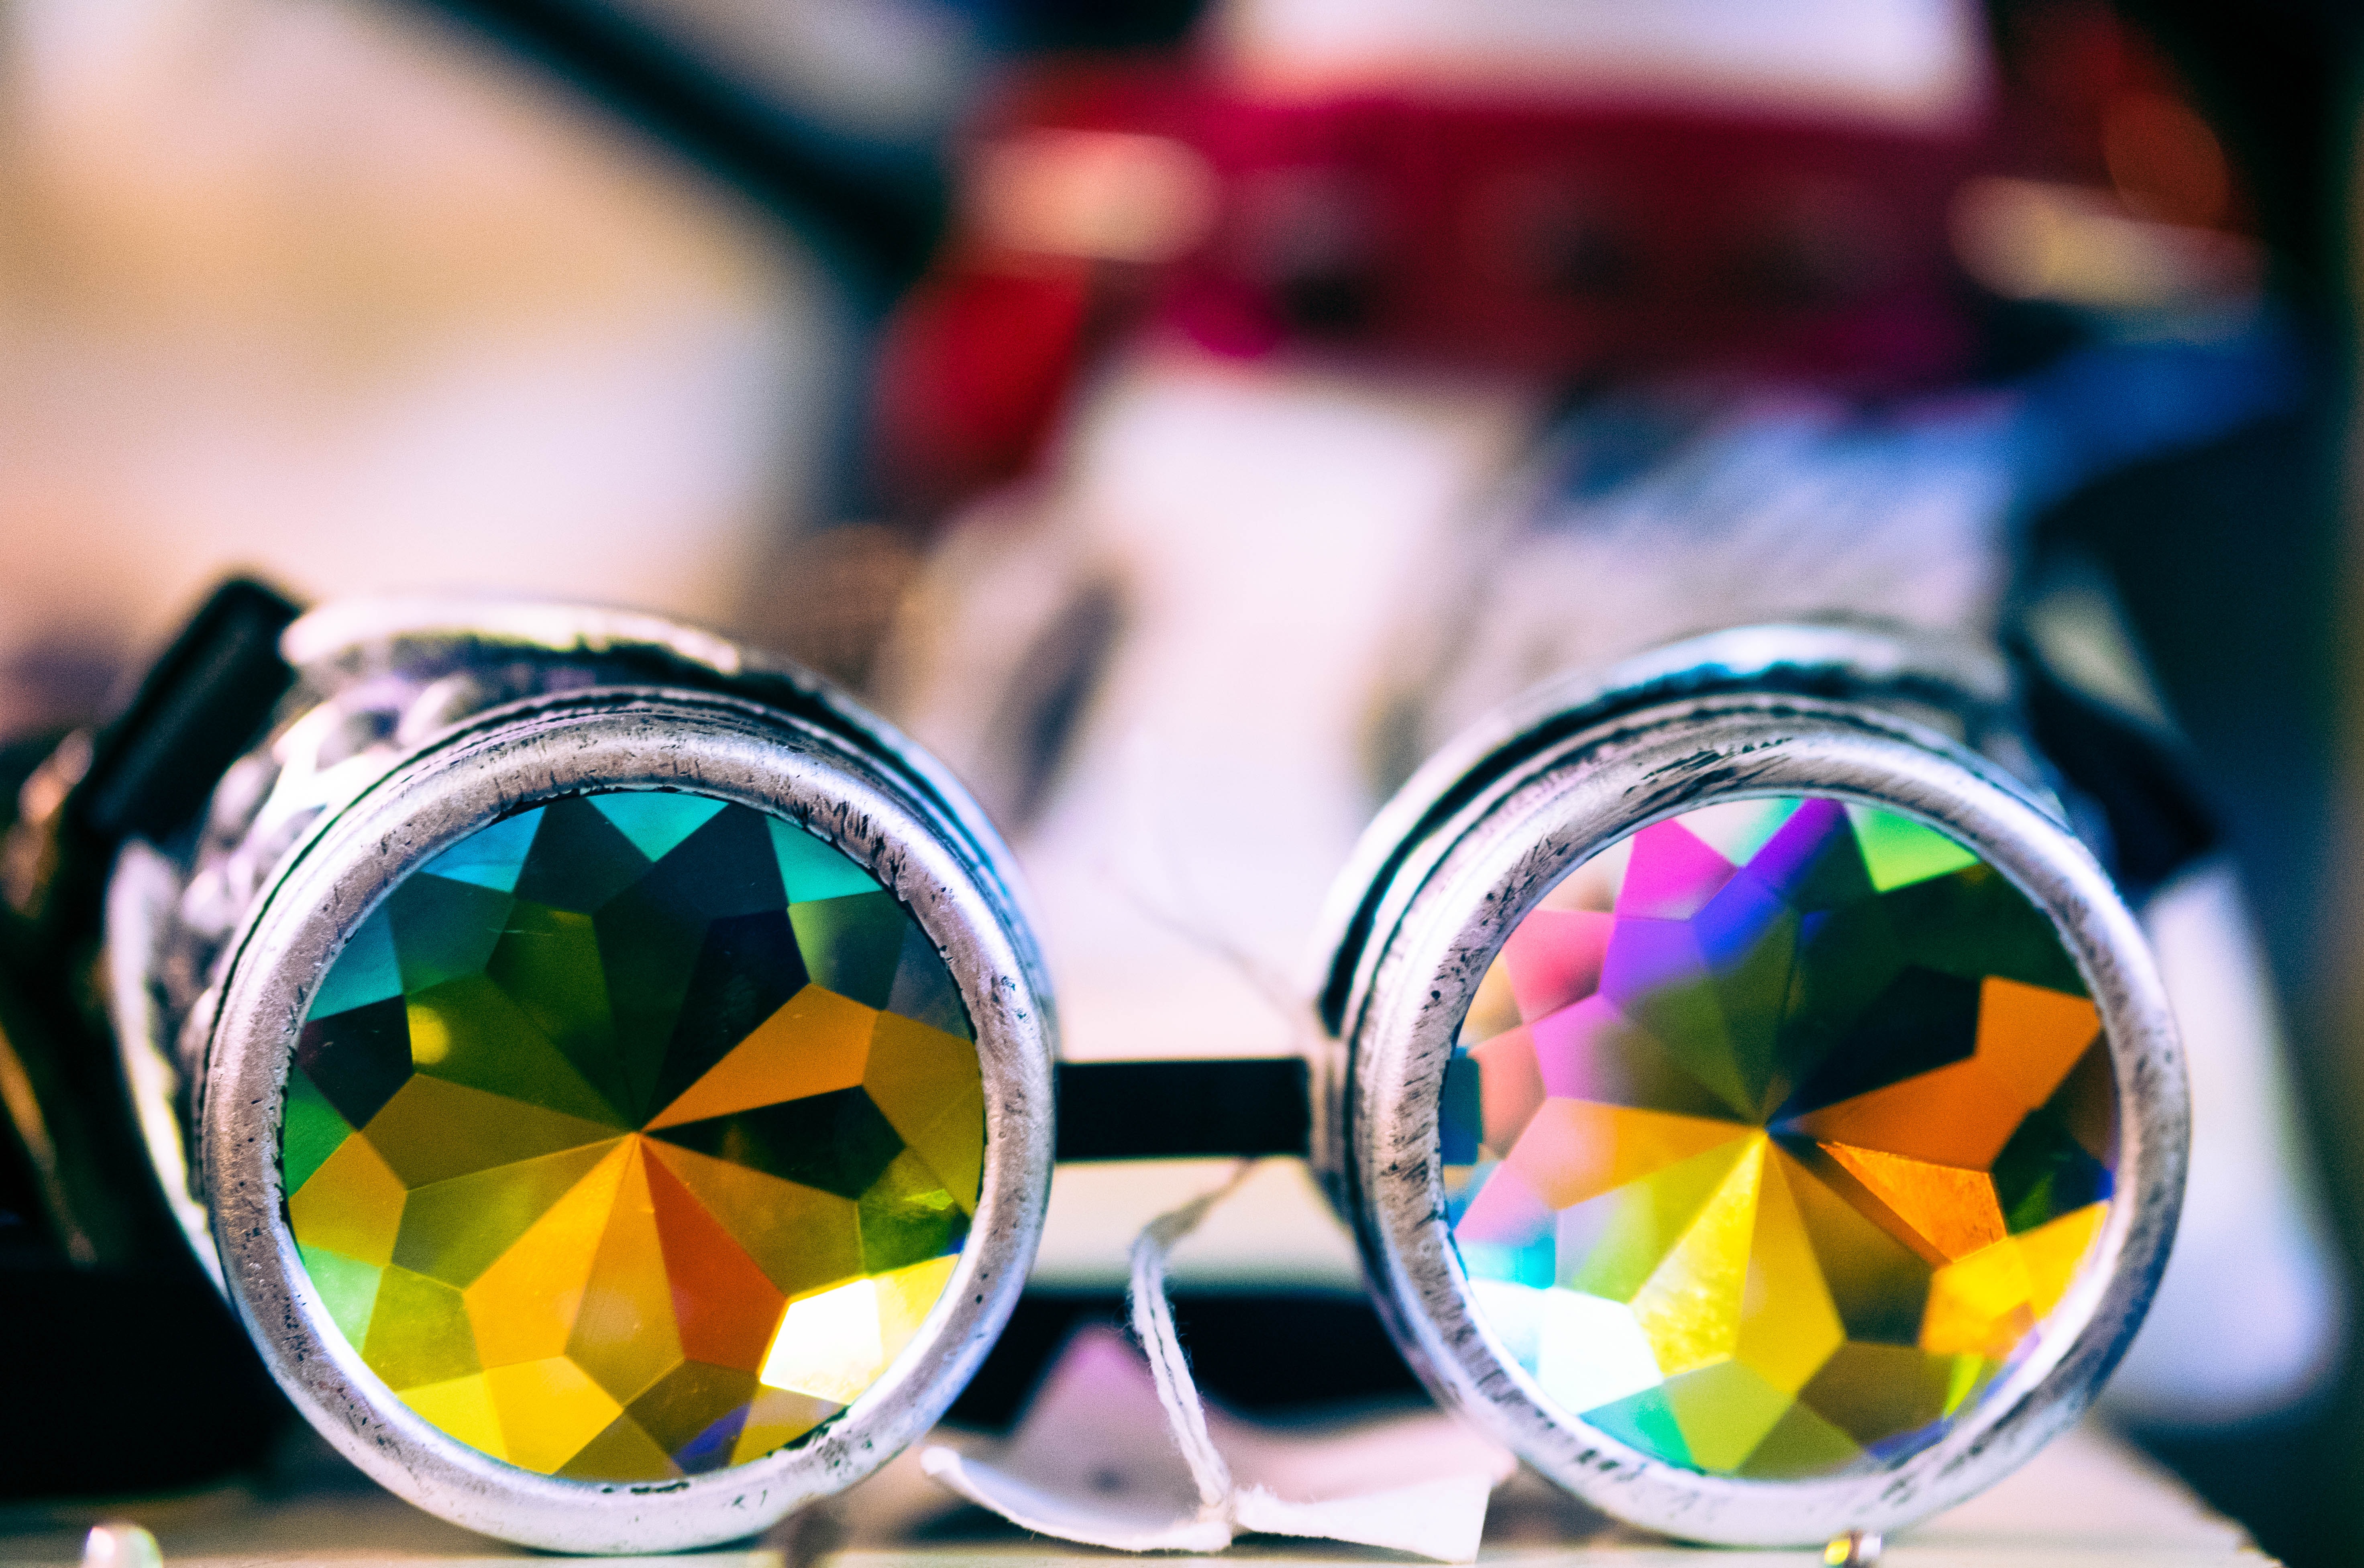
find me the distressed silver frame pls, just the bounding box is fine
[1323,625,2187,1546]
[148,606,1054,1555]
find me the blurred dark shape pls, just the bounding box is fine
[70,582,297,849]
[0,1263,291,1498]
[388,0,983,527]
[374,0,1208,520]
[1987,6,2364,1566]
[6,580,298,933]
[0,582,307,1498]
[1993,0,2345,301]
[0,903,286,1492]
[964,0,1207,53]
[394,0,954,303]
[2014,648,2220,899]
[1053,1059,1308,1161]
[2042,398,2347,1568]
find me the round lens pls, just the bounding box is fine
[1442,795,2115,1480]
[280,790,983,1480]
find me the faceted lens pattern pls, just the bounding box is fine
[281,792,983,1481]
[1444,796,2114,1481]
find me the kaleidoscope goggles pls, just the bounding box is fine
[20,590,2184,1553]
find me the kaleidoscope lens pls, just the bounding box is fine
[1321,624,2185,1547]
[282,791,987,1482]
[1442,795,2115,1482]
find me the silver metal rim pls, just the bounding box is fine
[105,840,224,1289]
[1341,694,2186,1546]
[199,688,1055,1553]
[1310,620,2042,1048]
[276,595,1049,977]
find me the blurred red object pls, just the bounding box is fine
[873,260,1097,510]
[874,67,1985,505]
[872,5,2250,511]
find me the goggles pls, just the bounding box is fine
[4,585,2185,1553]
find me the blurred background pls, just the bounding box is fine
[2,0,2363,1561]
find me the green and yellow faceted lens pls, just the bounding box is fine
[1443,796,2116,1480]
[280,791,984,1481]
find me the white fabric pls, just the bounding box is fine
[921,1167,1512,1560]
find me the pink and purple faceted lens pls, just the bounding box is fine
[1440,795,2116,1480]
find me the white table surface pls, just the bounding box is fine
[0,1420,2269,1568]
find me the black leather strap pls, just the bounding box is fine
[2013,648,2220,900]
[71,578,300,849]
[1054,1057,1312,1160]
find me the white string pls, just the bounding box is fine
[1126,1161,1255,1517]
[922,1152,1503,1560]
